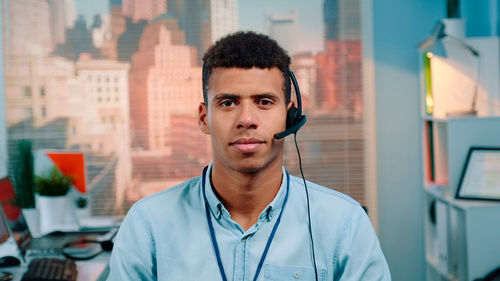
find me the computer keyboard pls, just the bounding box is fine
[21,258,77,281]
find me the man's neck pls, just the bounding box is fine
[211,159,284,231]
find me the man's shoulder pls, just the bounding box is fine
[132,176,201,212]
[290,176,359,207]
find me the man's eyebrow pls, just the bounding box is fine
[213,94,239,102]
[251,93,280,100]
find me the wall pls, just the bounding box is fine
[371,1,444,280]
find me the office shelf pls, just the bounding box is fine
[419,33,500,281]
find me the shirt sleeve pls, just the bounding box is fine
[334,205,391,281]
[107,205,157,281]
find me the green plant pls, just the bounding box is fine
[35,167,73,196]
[14,140,35,207]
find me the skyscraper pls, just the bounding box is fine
[128,18,201,150]
[75,55,132,211]
[3,0,54,59]
[209,0,238,43]
[267,11,298,56]
[47,0,78,45]
[323,0,360,40]
[54,16,99,61]
[4,56,74,127]
[122,0,167,22]
[128,18,210,197]
[315,0,362,115]
[167,0,238,62]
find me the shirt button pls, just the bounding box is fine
[293,271,301,279]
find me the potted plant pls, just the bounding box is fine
[75,196,91,218]
[34,166,73,233]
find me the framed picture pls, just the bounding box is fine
[456,147,500,201]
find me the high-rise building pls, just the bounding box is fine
[64,0,77,28]
[3,0,54,59]
[122,0,167,22]
[315,0,362,115]
[4,56,74,127]
[129,18,202,150]
[74,55,132,210]
[315,40,362,116]
[47,0,78,45]
[91,14,112,49]
[167,0,238,62]
[267,11,298,56]
[100,1,127,60]
[209,0,238,43]
[291,53,317,111]
[128,18,210,197]
[323,0,360,40]
[54,16,99,61]
[323,0,339,40]
[116,18,148,62]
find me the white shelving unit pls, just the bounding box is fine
[419,31,500,281]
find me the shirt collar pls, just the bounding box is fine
[203,162,288,222]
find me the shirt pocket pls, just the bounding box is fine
[264,264,328,281]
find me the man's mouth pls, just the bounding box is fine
[230,138,265,153]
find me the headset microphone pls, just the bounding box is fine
[273,70,307,140]
[273,70,318,281]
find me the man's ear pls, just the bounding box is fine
[287,101,294,111]
[198,102,210,135]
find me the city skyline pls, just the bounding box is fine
[75,0,325,54]
[3,0,364,215]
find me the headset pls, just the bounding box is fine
[274,70,318,281]
[61,228,118,261]
[273,70,307,140]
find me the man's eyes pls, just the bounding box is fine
[257,99,274,106]
[217,98,275,108]
[220,100,236,107]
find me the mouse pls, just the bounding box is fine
[0,256,20,267]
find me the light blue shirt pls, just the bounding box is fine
[108,164,391,280]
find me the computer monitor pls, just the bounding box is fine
[0,177,32,256]
[0,209,9,245]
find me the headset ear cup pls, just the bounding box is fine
[286,106,299,129]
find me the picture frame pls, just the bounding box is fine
[456,147,500,201]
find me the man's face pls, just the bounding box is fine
[199,67,290,174]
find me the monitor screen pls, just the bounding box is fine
[0,210,10,245]
[0,177,32,254]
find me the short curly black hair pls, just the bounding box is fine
[202,31,291,104]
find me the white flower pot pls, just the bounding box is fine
[36,194,68,233]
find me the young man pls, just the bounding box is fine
[108,32,391,280]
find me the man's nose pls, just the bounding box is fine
[236,102,258,129]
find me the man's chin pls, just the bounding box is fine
[229,156,280,174]
[231,162,264,174]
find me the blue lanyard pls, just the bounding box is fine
[202,166,290,281]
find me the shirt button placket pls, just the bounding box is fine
[234,236,248,281]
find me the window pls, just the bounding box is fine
[23,86,32,97]
[2,0,368,218]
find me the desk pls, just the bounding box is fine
[1,253,110,281]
